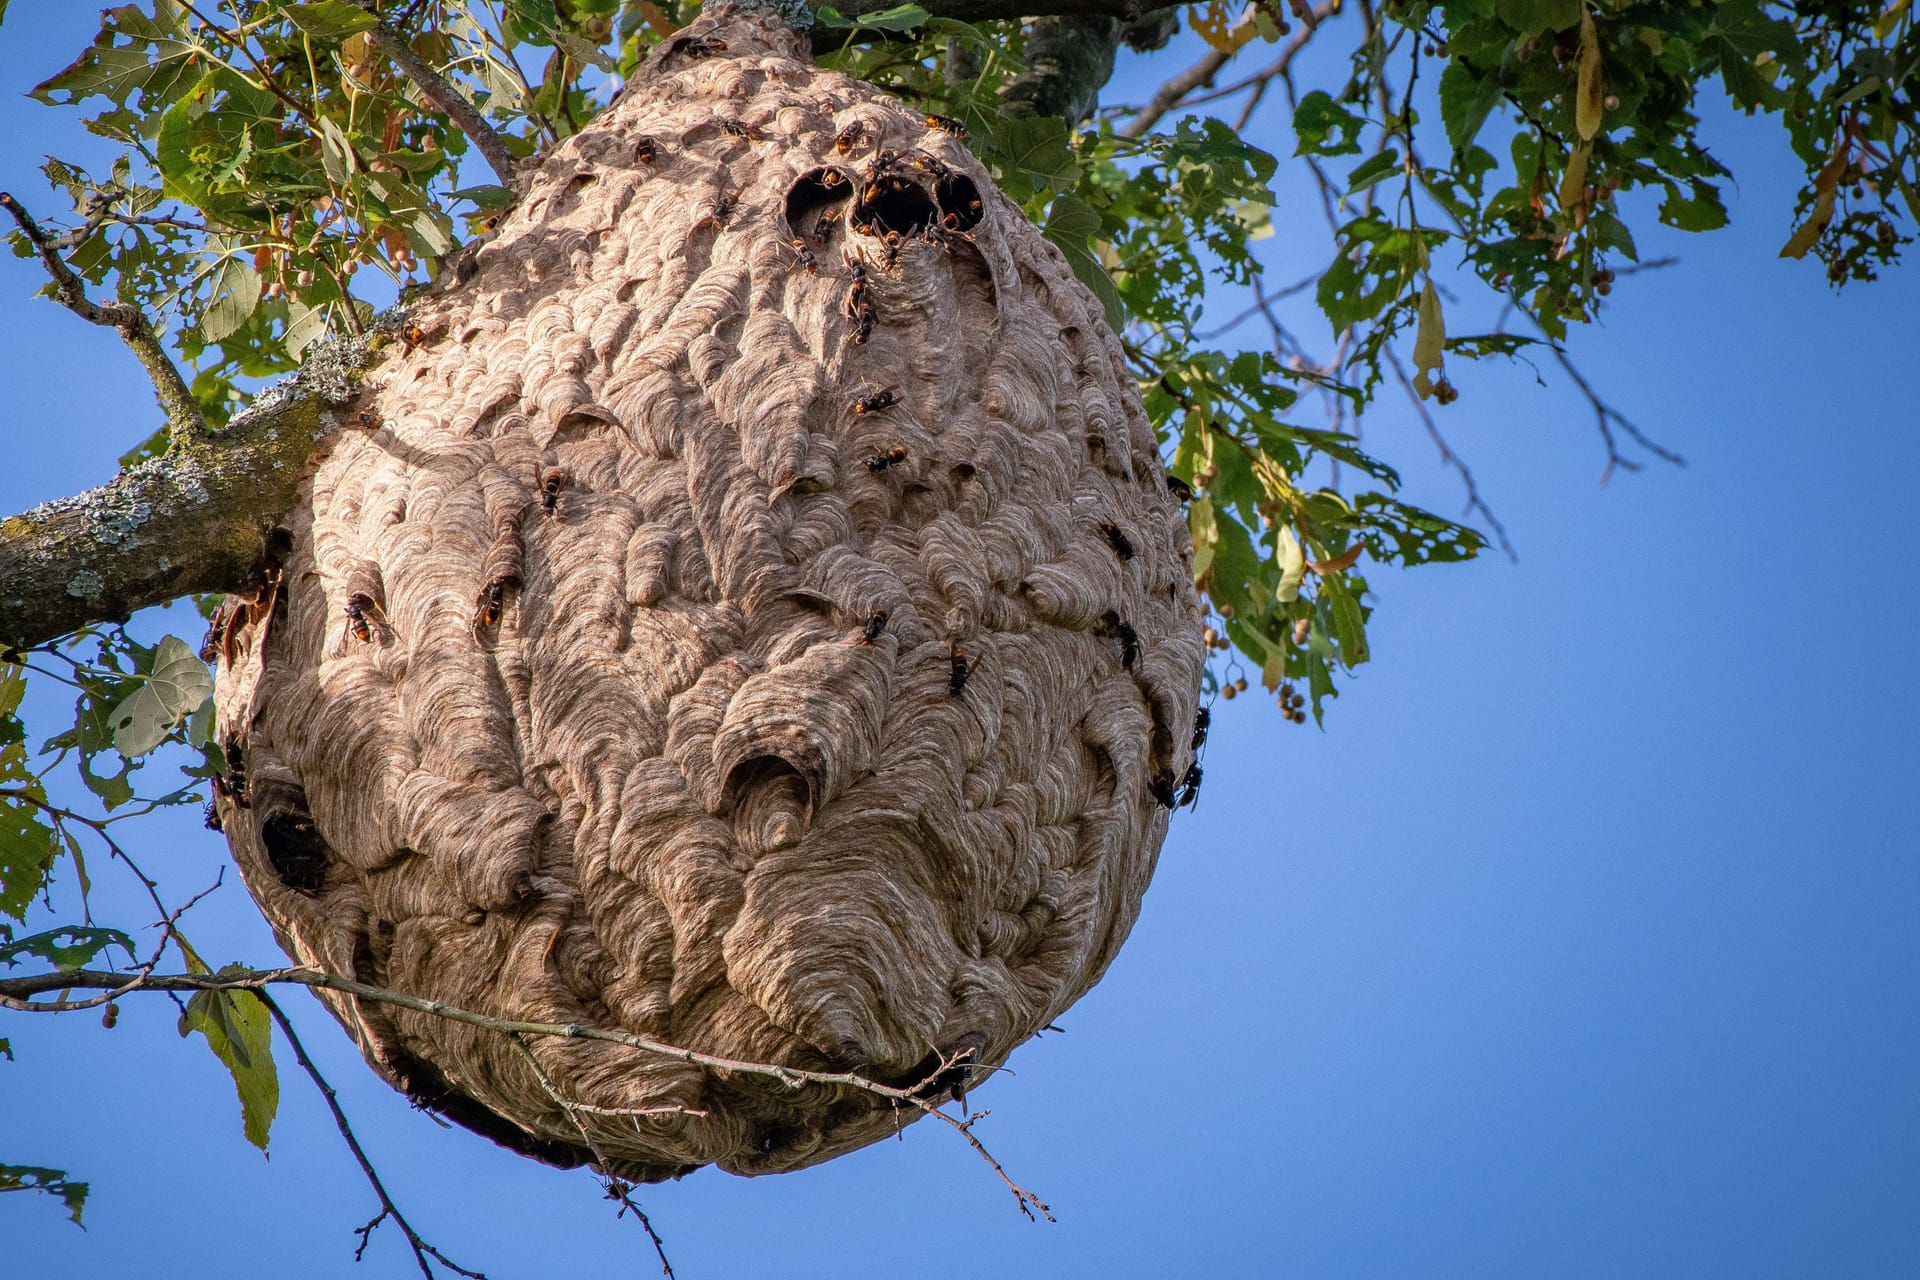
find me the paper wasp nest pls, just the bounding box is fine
[210,8,1204,1180]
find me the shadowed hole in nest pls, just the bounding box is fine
[850,171,939,239]
[783,166,854,241]
[260,807,330,894]
[934,171,983,233]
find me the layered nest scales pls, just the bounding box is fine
[210,8,1205,1180]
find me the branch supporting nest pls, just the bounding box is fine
[0,191,205,445]
[0,334,376,652]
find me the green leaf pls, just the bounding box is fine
[1659,178,1730,231]
[1044,195,1124,331]
[178,975,279,1151]
[1439,60,1504,155]
[854,4,931,32]
[0,1164,89,1227]
[201,256,262,344]
[1495,0,1580,36]
[284,1,380,39]
[1346,148,1403,195]
[284,301,328,357]
[1189,495,1218,583]
[0,925,134,970]
[996,116,1080,191]
[1320,572,1371,667]
[0,790,59,922]
[104,636,214,759]
[0,663,23,718]
[1292,90,1364,157]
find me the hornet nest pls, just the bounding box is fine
[210,5,1205,1181]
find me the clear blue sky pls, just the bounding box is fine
[4,8,1917,1278]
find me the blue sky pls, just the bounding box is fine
[4,8,1917,1278]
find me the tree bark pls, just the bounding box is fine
[0,344,370,652]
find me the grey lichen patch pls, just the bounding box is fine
[65,570,104,599]
[240,317,391,426]
[170,455,211,506]
[87,494,153,546]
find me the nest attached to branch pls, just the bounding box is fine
[210,7,1205,1180]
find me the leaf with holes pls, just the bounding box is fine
[0,925,134,970]
[0,1165,89,1227]
[105,636,214,759]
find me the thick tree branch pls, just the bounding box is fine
[833,0,1170,22]
[0,192,206,445]
[1000,15,1126,123]
[0,339,377,652]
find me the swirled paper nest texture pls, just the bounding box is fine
[211,8,1205,1180]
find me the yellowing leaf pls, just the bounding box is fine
[1781,144,1851,259]
[1411,279,1446,395]
[179,979,279,1151]
[1275,524,1306,602]
[1559,142,1591,211]
[1576,7,1605,141]
[1188,0,1257,54]
[1875,0,1911,40]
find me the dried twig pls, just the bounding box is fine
[1384,347,1515,558]
[0,191,205,444]
[0,965,1054,1225]
[259,994,487,1280]
[507,1032,676,1276]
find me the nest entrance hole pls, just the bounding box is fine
[784,166,855,244]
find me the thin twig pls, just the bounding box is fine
[1120,45,1231,139]
[260,994,488,1280]
[508,1032,676,1278]
[1,966,1053,1223]
[0,192,206,444]
[1506,298,1686,481]
[1119,2,1335,139]
[1383,347,1515,558]
[177,0,320,128]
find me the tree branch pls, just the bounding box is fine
[1119,2,1333,138]
[506,1033,676,1279]
[0,192,206,446]
[353,7,522,191]
[0,336,378,651]
[1000,15,1127,123]
[833,0,1172,22]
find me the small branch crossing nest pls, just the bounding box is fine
[210,7,1205,1180]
